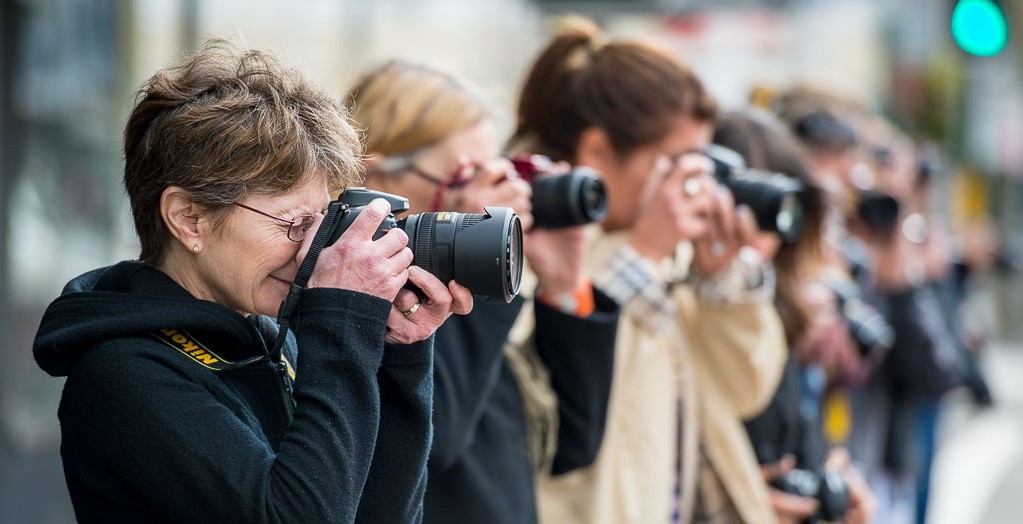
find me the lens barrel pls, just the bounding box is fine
[705,145,806,242]
[509,155,609,229]
[856,190,900,232]
[530,166,608,229]
[398,208,522,303]
[325,188,523,303]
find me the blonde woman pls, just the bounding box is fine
[345,60,620,523]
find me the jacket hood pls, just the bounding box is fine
[33,261,265,377]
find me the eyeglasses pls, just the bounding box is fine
[233,202,316,242]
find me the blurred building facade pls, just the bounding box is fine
[2,0,1021,521]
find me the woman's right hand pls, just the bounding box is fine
[301,198,414,302]
[628,153,716,261]
[449,157,535,231]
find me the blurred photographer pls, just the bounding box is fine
[511,18,787,524]
[777,91,967,524]
[345,59,620,524]
[31,41,471,523]
[713,109,876,524]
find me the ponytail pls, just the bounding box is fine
[512,16,716,162]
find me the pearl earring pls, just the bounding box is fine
[192,244,200,254]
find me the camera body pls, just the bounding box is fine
[704,144,806,242]
[323,188,523,303]
[771,468,850,523]
[509,154,608,229]
[826,278,895,357]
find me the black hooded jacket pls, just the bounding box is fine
[33,261,433,523]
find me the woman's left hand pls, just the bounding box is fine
[384,266,474,344]
[691,185,759,276]
[825,447,877,524]
[525,225,589,297]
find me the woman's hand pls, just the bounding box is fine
[385,266,473,344]
[825,448,877,524]
[449,158,535,231]
[629,154,717,261]
[761,455,820,524]
[690,186,759,276]
[525,225,588,297]
[302,198,413,302]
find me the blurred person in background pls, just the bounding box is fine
[345,59,620,524]
[510,17,787,524]
[775,89,972,524]
[713,108,876,524]
[31,40,472,523]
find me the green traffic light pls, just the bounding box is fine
[951,0,1009,56]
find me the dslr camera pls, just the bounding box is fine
[826,277,895,357]
[322,188,523,303]
[771,468,850,523]
[509,154,609,229]
[854,189,900,233]
[704,144,806,242]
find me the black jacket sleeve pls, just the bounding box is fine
[535,289,619,475]
[59,289,392,523]
[881,286,961,397]
[429,300,524,471]
[356,339,434,523]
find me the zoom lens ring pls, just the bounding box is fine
[414,215,435,270]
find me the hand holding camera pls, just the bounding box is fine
[303,198,415,302]
[453,158,536,231]
[629,153,717,261]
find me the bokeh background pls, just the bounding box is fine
[2,0,1022,522]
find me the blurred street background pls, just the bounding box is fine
[2,0,1022,522]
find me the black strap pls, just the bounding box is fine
[270,201,346,360]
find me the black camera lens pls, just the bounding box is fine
[509,155,609,229]
[325,188,523,303]
[856,190,900,232]
[706,145,806,242]
[828,278,895,356]
[398,208,522,303]
[530,166,608,229]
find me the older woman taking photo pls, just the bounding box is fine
[32,40,470,523]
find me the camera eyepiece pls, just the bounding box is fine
[705,144,806,242]
[324,188,523,303]
[509,154,609,229]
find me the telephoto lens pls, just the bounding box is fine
[324,188,523,303]
[509,154,608,229]
[704,144,806,242]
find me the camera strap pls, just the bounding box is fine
[269,200,346,361]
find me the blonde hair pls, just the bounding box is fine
[345,60,491,155]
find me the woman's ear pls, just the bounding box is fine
[576,127,617,175]
[160,186,204,251]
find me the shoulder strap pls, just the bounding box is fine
[270,200,346,361]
